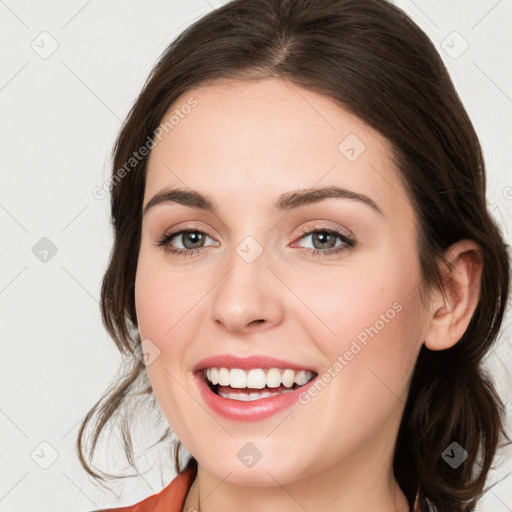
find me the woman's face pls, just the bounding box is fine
[135,78,428,486]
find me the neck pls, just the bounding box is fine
[182,439,410,512]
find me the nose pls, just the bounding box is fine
[209,241,285,335]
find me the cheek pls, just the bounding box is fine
[134,247,200,341]
[292,253,421,352]
[291,277,424,470]
[134,253,197,438]
[294,248,424,409]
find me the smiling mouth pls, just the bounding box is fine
[201,367,317,401]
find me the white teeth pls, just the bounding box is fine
[266,368,282,388]
[203,367,315,390]
[218,367,230,386]
[282,369,295,388]
[294,370,310,386]
[218,387,296,401]
[229,368,247,388]
[246,369,267,389]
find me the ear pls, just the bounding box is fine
[423,240,483,351]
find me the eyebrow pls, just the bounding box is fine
[142,185,383,216]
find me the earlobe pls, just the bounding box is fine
[424,240,483,351]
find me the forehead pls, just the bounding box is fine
[144,78,410,217]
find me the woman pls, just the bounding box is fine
[78,1,511,511]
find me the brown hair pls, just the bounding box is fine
[77,1,511,510]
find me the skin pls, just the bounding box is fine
[134,78,482,512]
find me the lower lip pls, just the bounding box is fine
[195,372,317,422]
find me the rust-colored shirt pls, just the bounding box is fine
[96,466,420,511]
[98,467,196,512]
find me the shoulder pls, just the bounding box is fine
[89,466,196,512]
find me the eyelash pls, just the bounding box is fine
[156,226,356,258]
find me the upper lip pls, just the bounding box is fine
[193,354,318,373]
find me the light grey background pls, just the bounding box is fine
[1,1,511,511]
